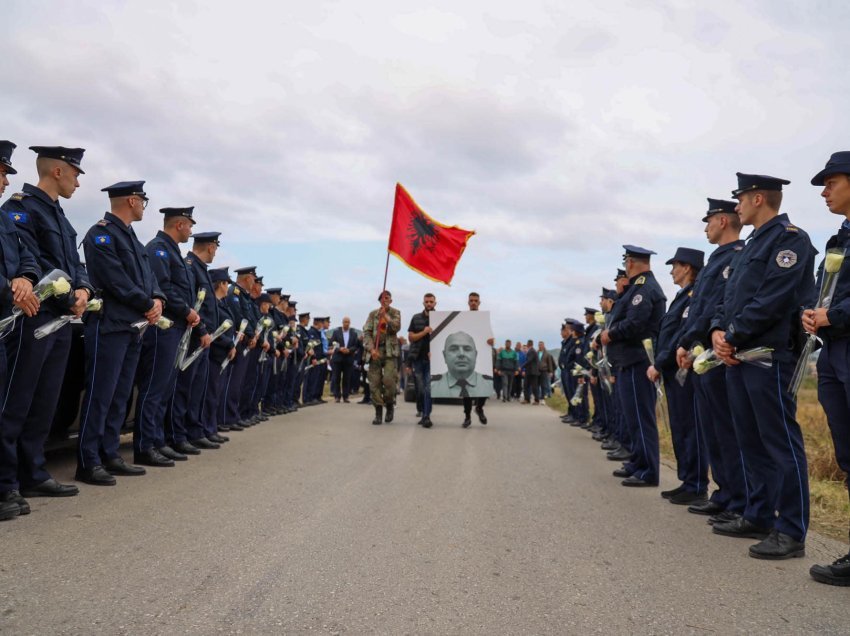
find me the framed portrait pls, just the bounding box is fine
[429,310,494,398]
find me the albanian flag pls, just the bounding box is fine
[387,184,475,285]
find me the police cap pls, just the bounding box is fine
[731,172,790,198]
[160,207,196,225]
[0,141,17,175]
[101,181,146,198]
[192,231,221,244]
[702,197,738,222]
[811,151,850,186]
[30,146,86,173]
[665,247,705,269]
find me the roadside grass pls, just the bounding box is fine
[546,379,849,542]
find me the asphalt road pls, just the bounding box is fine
[0,399,847,635]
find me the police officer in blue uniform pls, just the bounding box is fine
[170,231,221,449]
[203,266,237,436]
[804,153,850,583]
[601,245,666,487]
[0,141,43,519]
[76,181,164,485]
[0,146,94,499]
[648,246,707,506]
[223,266,257,428]
[676,199,748,522]
[134,206,200,466]
[710,173,816,560]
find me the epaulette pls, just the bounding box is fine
[733,245,743,251]
[688,290,693,297]
[185,255,194,265]
[95,219,110,227]
[635,275,646,285]
[234,287,240,295]
[483,374,493,381]
[779,218,799,232]
[9,192,29,202]
[431,374,443,381]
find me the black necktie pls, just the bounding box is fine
[456,379,469,398]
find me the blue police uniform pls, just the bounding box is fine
[223,275,255,427]
[1,148,94,493]
[201,268,235,435]
[170,236,218,446]
[0,160,42,497]
[135,210,197,459]
[237,284,263,423]
[677,200,748,515]
[77,193,165,478]
[655,247,708,498]
[711,175,816,545]
[606,247,666,486]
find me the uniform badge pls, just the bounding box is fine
[635,276,646,285]
[776,250,797,268]
[575,347,581,354]
[632,294,643,305]
[682,307,689,319]
[155,249,168,259]
[8,211,27,223]
[95,219,109,227]
[94,235,111,245]
[10,192,26,202]
[234,287,240,296]
[722,265,731,279]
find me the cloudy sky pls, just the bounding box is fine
[3,1,849,347]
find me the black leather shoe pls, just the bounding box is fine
[372,405,383,425]
[462,415,472,428]
[21,478,79,497]
[712,517,771,539]
[600,439,619,451]
[134,449,176,467]
[561,415,576,423]
[0,490,30,514]
[810,552,850,586]
[158,445,188,461]
[75,465,117,486]
[385,403,395,423]
[227,424,245,432]
[669,490,706,506]
[749,530,805,560]
[607,448,631,461]
[476,408,487,425]
[687,499,725,516]
[218,424,231,432]
[612,468,632,478]
[569,420,584,427]
[421,416,433,429]
[173,441,202,455]
[0,498,19,521]
[660,485,685,500]
[103,458,146,476]
[189,438,220,450]
[208,434,229,443]
[622,475,658,487]
[708,511,741,526]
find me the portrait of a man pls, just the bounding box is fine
[430,312,493,399]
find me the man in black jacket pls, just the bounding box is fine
[329,316,357,402]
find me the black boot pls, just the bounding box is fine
[385,403,394,423]
[372,406,383,425]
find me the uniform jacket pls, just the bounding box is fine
[210,296,235,364]
[677,240,744,350]
[655,283,693,374]
[430,370,493,397]
[0,211,40,316]
[711,214,816,361]
[362,306,401,358]
[607,270,667,368]
[186,253,217,334]
[147,230,204,333]
[2,183,92,314]
[816,225,850,342]
[82,213,164,334]
[227,283,255,339]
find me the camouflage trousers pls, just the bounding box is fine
[368,355,398,407]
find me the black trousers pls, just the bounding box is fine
[463,396,487,414]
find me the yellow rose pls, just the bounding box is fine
[51,277,72,296]
[692,345,705,358]
[825,250,845,274]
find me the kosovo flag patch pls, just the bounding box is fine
[155,249,168,259]
[94,235,111,245]
[8,211,27,223]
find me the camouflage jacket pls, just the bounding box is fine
[363,306,401,357]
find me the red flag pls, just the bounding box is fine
[387,184,475,285]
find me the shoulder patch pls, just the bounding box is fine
[9,192,28,202]
[234,287,240,296]
[722,265,731,279]
[93,234,111,246]
[7,211,28,223]
[632,294,643,306]
[785,225,799,233]
[635,275,646,285]
[185,255,194,265]
[95,219,110,227]
[155,249,168,259]
[776,250,797,268]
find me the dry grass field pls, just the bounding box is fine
[546,377,849,542]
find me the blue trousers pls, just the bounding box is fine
[664,370,708,495]
[202,354,226,435]
[617,362,659,484]
[223,344,249,425]
[0,313,71,490]
[167,346,206,444]
[726,361,809,541]
[693,366,748,513]
[239,347,261,418]
[77,322,142,470]
[134,327,180,452]
[818,339,850,489]
[412,357,432,417]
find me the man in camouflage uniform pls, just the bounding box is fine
[363,290,401,425]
